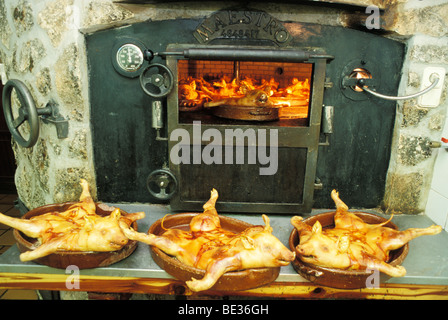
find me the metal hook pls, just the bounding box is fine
[359,73,440,101]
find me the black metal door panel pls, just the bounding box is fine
[86,18,404,210]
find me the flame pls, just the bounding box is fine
[178,75,310,118]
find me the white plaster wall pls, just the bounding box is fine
[426,103,448,231]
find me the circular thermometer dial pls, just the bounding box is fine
[116,43,144,72]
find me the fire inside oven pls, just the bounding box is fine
[177,59,313,124]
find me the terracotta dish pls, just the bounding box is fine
[288,211,409,289]
[148,212,281,291]
[14,202,138,269]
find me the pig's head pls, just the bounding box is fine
[295,220,351,269]
[244,215,296,267]
[83,208,130,251]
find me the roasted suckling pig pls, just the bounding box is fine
[291,190,442,277]
[120,189,295,292]
[0,179,144,261]
[204,89,289,108]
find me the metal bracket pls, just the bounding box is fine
[314,177,323,190]
[342,77,377,89]
[319,105,334,147]
[430,137,448,152]
[152,101,168,141]
[40,101,69,139]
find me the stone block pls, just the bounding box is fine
[0,2,12,49]
[54,43,83,111]
[383,172,424,214]
[37,0,73,47]
[401,100,428,128]
[384,2,448,37]
[53,168,95,203]
[397,134,432,166]
[12,0,34,37]
[83,1,133,28]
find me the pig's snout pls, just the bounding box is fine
[277,249,296,265]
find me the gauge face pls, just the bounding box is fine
[116,44,144,72]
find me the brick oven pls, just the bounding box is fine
[84,6,405,214]
[0,0,447,220]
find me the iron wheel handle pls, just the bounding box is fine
[146,169,178,200]
[139,63,174,98]
[358,73,440,101]
[2,79,39,148]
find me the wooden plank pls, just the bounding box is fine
[1,272,447,299]
[238,281,448,300]
[0,273,183,295]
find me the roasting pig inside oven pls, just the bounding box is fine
[177,59,312,122]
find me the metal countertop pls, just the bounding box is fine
[0,203,447,286]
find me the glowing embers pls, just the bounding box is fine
[177,60,312,120]
[348,68,372,92]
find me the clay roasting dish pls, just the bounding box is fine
[148,212,281,291]
[13,202,139,269]
[118,188,296,292]
[289,189,442,289]
[289,211,408,289]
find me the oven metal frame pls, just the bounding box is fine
[166,44,332,214]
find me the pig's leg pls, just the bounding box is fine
[186,256,241,292]
[330,190,349,212]
[78,179,96,214]
[382,225,442,251]
[364,258,407,277]
[20,237,66,261]
[291,216,312,234]
[0,212,43,238]
[119,221,183,257]
[202,188,219,214]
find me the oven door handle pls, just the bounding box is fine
[358,73,440,101]
[149,48,334,62]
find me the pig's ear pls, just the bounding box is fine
[109,208,121,220]
[262,214,273,233]
[240,235,255,250]
[312,221,322,233]
[337,235,350,253]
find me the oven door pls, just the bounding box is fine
[166,45,332,214]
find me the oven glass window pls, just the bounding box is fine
[177,59,313,126]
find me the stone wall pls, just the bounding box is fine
[381,0,448,214]
[0,0,447,214]
[0,0,134,208]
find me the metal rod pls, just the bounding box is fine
[156,49,334,62]
[360,74,440,101]
[234,61,240,84]
[36,106,53,116]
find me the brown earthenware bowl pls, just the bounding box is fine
[13,202,138,269]
[288,211,409,289]
[148,213,280,291]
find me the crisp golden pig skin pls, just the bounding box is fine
[0,179,144,261]
[121,189,295,292]
[291,190,442,277]
[204,89,288,108]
